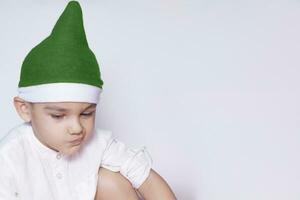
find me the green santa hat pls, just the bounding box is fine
[17,1,103,104]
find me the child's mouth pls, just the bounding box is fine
[70,137,83,144]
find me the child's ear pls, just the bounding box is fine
[13,96,32,122]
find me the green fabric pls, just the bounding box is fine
[18,1,103,88]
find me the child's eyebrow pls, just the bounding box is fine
[83,104,97,110]
[43,104,96,112]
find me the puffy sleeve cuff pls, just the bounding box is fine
[99,132,153,189]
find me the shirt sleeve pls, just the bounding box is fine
[99,131,153,189]
[0,154,18,199]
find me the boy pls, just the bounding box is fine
[0,1,177,199]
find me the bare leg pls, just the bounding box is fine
[94,167,140,200]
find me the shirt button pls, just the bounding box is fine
[56,153,61,159]
[56,173,63,179]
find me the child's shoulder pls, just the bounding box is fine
[0,122,30,157]
[83,128,113,151]
[95,128,113,141]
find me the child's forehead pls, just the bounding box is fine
[32,102,96,111]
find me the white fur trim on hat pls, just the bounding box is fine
[17,83,102,104]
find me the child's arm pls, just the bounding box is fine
[98,130,176,199]
[137,169,177,200]
[95,167,177,200]
[0,156,18,199]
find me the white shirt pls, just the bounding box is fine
[0,122,152,200]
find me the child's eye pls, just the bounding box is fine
[81,111,95,117]
[51,114,64,119]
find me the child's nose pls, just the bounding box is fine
[68,119,83,135]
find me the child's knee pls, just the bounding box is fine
[95,167,139,200]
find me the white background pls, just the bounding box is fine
[1,0,300,199]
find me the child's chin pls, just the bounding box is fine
[61,145,82,157]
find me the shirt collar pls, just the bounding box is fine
[21,122,63,160]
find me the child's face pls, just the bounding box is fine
[28,102,97,156]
